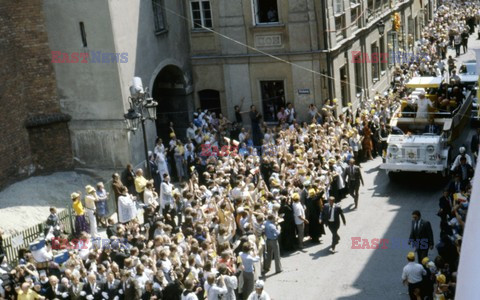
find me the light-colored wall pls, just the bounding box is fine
[44,0,192,169]
[43,0,127,168]
[188,0,422,123]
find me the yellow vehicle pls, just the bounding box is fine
[404,76,444,103]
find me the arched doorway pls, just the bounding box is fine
[152,65,193,143]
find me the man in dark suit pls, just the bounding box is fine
[102,271,120,300]
[320,197,346,253]
[424,121,439,134]
[68,275,84,300]
[471,128,480,161]
[453,156,474,185]
[45,275,69,300]
[438,189,453,221]
[409,210,434,263]
[118,271,141,300]
[82,273,103,300]
[344,159,364,209]
[149,154,161,193]
[448,174,465,195]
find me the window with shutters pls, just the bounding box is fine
[152,0,166,33]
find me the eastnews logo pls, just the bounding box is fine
[52,237,129,250]
[51,51,128,63]
[351,237,429,249]
[351,51,428,64]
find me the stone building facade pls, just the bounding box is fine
[42,0,193,169]
[186,0,434,123]
[0,0,73,189]
[1,0,436,189]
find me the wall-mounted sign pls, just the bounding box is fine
[298,89,310,95]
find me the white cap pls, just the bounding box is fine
[255,280,265,289]
[459,146,466,154]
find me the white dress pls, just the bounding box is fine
[156,151,169,178]
[118,194,137,223]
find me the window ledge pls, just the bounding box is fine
[155,29,168,36]
[373,78,379,83]
[334,12,346,18]
[191,28,213,33]
[350,3,360,9]
[253,23,285,28]
[381,70,386,76]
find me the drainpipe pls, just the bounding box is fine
[321,0,333,102]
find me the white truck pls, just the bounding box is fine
[381,76,473,178]
[383,133,450,177]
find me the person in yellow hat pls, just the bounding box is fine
[434,274,449,300]
[402,251,426,300]
[305,188,324,244]
[71,192,89,237]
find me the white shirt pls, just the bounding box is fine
[186,127,196,140]
[292,202,305,225]
[143,188,157,206]
[402,262,426,284]
[451,154,473,171]
[160,182,174,208]
[118,194,137,223]
[204,282,228,300]
[329,205,335,222]
[239,132,247,143]
[247,291,271,300]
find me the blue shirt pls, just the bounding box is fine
[239,252,260,273]
[264,220,280,240]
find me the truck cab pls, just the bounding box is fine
[383,133,450,177]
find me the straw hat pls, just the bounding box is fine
[85,185,95,194]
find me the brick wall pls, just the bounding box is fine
[0,0,73,189]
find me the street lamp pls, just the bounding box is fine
[123,77,158,178]
[124,108,141,131]
[377,21,385,36]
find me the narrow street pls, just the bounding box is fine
[265,31,480,300]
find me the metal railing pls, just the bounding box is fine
[1,207,74,265]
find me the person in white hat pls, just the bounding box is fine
[450,146,474,171]
[415,92,433,119]
[247,280,270,300]
[84,185,99,238]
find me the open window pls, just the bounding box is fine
[371,43,380,83]
[260,80,285,122]
[253,0,279,25]
[198,89,221,116]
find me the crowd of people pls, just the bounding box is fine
[0,1,478,300]
[396,2,478,300]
